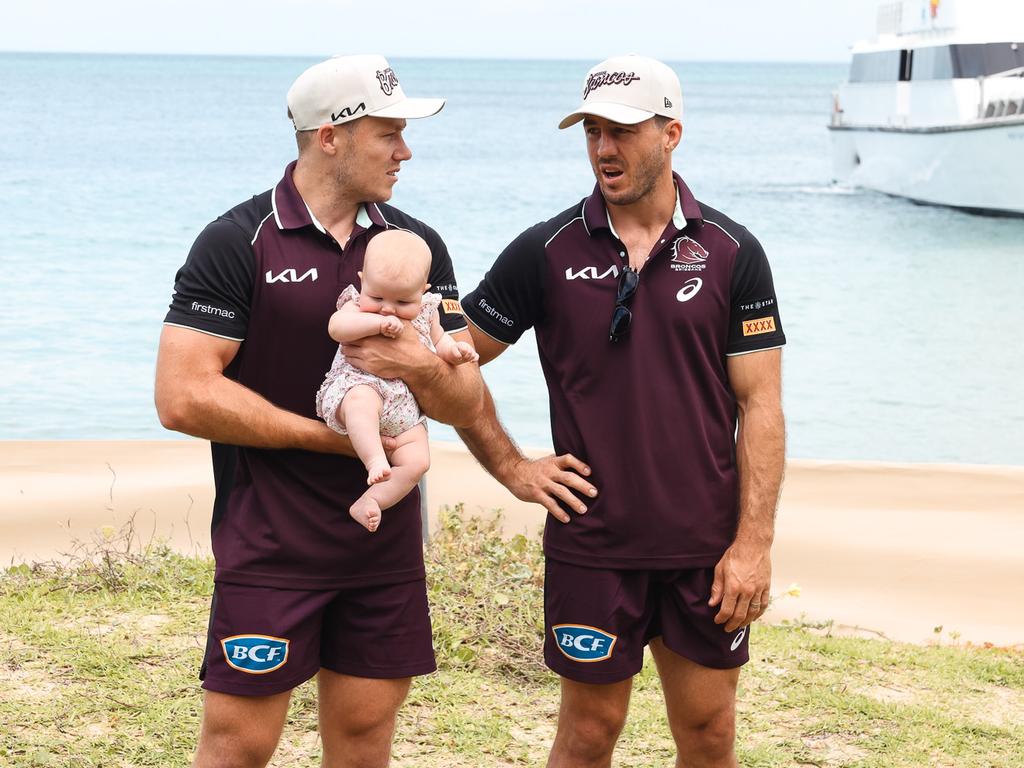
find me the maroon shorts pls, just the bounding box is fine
[200,579,436,696]
[544,560,750,684]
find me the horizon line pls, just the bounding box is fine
[0,48,849,66]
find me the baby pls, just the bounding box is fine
[315,229,478,532]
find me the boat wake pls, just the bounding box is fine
[764,182,860,196]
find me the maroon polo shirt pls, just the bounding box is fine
[463,173,785,569]
[164,161,467,589]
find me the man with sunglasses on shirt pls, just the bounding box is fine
[457,55,786,767]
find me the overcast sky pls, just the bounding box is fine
[0,0,884,62]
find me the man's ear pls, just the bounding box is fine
[318,124,339,155]
[666,120,683,152]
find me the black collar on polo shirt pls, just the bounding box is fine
[272,161,314,231]
[271,160,389,235]
[582,172,704,239]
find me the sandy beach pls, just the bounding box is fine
[2,439,1022,647]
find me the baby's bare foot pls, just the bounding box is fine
[350,497,382,532]
[366,459,391,486]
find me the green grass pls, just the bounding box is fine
[1,510,1021,767]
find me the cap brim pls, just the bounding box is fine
[558,102,655,130]
[372,97,446,120]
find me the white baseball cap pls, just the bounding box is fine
[287,55,445,131]
[558,54,683,130]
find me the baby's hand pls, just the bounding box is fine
[380,316,403,338]
[450,341,480,365]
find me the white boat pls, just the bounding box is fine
[829,0,1024,216]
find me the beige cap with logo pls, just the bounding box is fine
[287,54,445,131]
[558,54,683,129]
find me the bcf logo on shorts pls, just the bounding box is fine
[552,624,617,662]
[221,634,290,674]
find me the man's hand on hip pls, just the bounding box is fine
[503,454,598,524]
[708,540,772,632]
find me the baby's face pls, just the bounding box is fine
[358,269,424,321]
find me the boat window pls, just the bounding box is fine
[908,43,1024,79]
[849,50,902,82]
[951,43,1024,77]
[912,46,954,80]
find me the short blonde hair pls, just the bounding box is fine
[363,230,431,286]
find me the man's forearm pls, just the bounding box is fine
[733,402,785,546]
[342,327,483,427]
[157,372,355,456]
[455,386,525,484]
[405,354,484,429]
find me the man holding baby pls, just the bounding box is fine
[155,55,478,768]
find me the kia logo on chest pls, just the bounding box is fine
[265,268,319,284]
[565,264,620,280]
[552,624,618,662]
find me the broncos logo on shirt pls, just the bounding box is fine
[671,236,709,265]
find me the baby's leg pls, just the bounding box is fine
[337,385,391,486]
[349,424,430,533]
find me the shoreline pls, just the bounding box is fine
[2,439,1022,647]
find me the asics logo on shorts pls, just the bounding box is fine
[730,627,747,652]
[552,624,617,662]
[221,634,290,674]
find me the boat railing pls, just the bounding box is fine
[830,89,844,127]
[978,69,1024,121]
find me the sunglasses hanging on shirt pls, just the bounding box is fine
[609,265,639,343]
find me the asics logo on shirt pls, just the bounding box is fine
[676,278,703,303]
[265,268,319,284]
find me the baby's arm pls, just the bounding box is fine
[329,302,400,343]
[430,311,479,366]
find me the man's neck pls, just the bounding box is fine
[606,171,678,236]
[292,158,360,244]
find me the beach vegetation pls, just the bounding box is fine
[1,508,1021,766]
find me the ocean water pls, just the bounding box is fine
[1,52,1022,465]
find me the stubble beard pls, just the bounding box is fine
[328,131,391,205]
[600,144,666,207]
[329,143,360,203]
